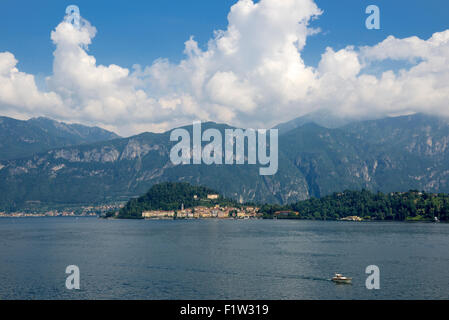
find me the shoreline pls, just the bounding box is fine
[0,215,446,223]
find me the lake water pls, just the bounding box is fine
[0,217,448,300]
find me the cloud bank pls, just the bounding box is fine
[1,0,449,136]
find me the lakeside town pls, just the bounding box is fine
[126,193,263,219]
[0,203,124,218]
[136,193,301,220]
[141,205,261,220]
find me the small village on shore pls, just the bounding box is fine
[141,204,261,220]
[140,193,261,219]
[0,203,124,218]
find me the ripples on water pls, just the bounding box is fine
[0,217,448,299]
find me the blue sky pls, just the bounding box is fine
[1,0,448,76]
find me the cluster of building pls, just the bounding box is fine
[142,205,260,220]
[0,203,124,217]
[340,216,363,221]
[0,211,85,217]
[80,203,124,216]
[273,210,300,218]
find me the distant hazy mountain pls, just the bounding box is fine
[274,110,353,135]
[0,116,120,160]
[2,113,449,210]
[0,121,308,209]
[280,114,449,197]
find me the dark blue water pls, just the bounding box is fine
[0,217,448,299]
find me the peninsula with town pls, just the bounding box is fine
[104,182,448,222]
[107,182,264,220]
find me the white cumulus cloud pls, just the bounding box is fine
[0,0,449,136]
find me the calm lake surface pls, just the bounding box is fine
[0,217,448,300]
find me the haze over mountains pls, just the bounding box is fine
[0,116,120,160]
[1,113,449,210]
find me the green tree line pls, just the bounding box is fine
[259,190,449,221]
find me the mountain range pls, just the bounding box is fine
[0,116,120,160]
[1,113,449,210]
